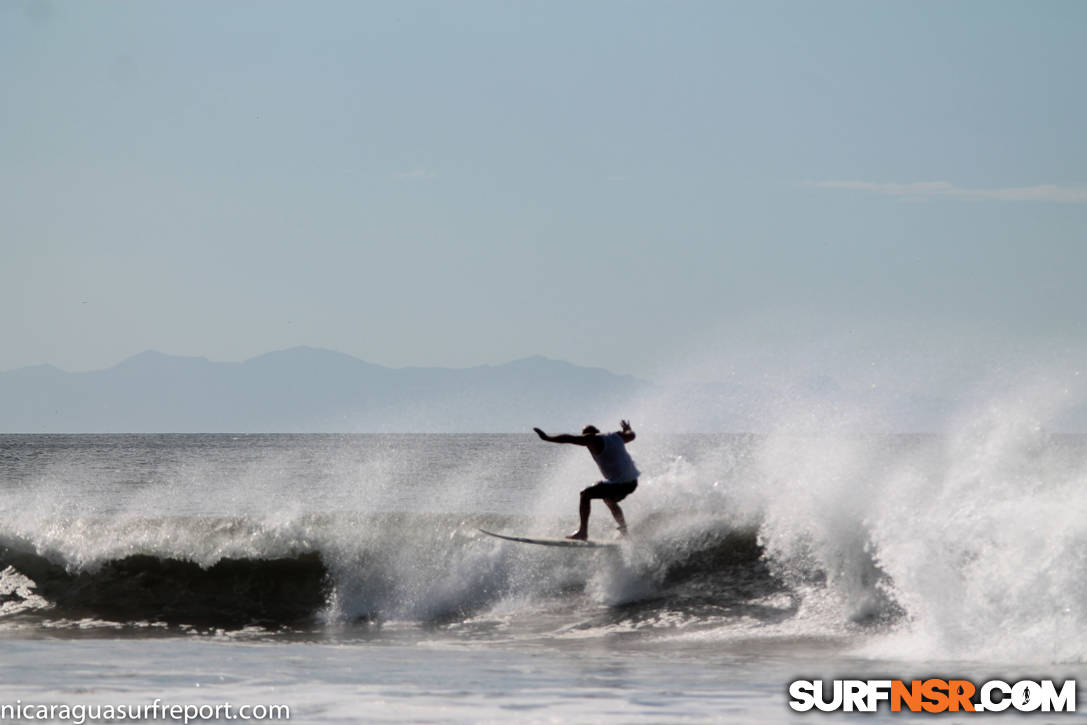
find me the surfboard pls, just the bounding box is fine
[478,529,619,549]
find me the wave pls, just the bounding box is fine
[0,512,776,631]
[3,395,1086,665]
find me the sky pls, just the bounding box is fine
[3,0,1086,394]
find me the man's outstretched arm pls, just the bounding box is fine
[619,419,636,443]
[533,428,592,446]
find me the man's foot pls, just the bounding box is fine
[616,525,629,538]
[566,531,588,541]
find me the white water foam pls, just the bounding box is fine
[670,375,1087,664]
[860,384,1087,663]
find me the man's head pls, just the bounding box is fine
[581,425,600,436]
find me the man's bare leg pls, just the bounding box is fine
[604,499,627,536]
[567,490,591,540]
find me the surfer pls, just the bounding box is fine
[533,420,640,540]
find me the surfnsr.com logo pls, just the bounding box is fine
[788,679,1077,714]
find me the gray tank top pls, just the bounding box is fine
[590,432,640,483]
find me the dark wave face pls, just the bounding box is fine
[1,544,328,627]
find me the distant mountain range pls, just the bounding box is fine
[3,347,1084,433]
[0,348,648,433]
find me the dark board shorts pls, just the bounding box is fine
[581,479,638,502]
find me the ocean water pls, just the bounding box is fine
[2,429,1086,723]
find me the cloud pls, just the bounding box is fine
[812,180,1087,203]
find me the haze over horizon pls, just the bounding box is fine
[4,344,1087,434]
[4,346,626,376]
[4,1,1086,402]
